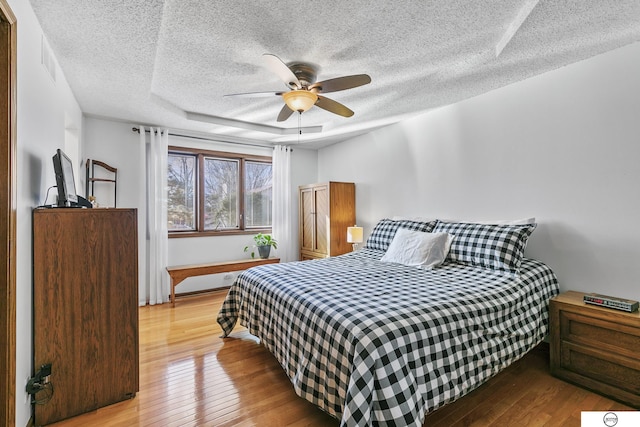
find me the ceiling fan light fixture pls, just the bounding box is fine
[283,90,318,113]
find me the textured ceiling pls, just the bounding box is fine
[29,0,640,148]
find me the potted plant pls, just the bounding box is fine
[244,233,278,259]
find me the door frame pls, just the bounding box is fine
[0,0,17,425]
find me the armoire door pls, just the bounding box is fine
[313,185,329,254]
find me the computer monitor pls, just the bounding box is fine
[52,148,78,207]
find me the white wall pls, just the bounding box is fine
[82,121,319,298]
[82,117,147,304]
[11,0,84,424]
[318,41,640,302]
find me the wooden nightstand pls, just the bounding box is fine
[549,291,640,408]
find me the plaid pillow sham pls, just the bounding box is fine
[365,218,436,251]
[431,220,536,274]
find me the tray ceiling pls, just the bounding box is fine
[29,0,640,148]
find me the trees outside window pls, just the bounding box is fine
[167,147,272,236]
[244,161,272,228]
[167,154,195,230]
[203,157,238,230]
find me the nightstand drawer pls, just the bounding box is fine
[560,341,640,396]
[559,311,640,359]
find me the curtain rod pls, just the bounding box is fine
[131,127,290,150]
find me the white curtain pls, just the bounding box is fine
[141,126,169,305]
[272,145,295,262]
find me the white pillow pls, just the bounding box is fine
[380,228,453,269]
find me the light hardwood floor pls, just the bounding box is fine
[49,289,632,427]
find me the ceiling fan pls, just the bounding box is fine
[225,54,371,122]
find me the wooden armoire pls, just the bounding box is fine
[298,182,355,260]
[32,208,139,425]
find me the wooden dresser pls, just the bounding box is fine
[298,182,355,260]
[549,290,640,408]
[33,208,139,425]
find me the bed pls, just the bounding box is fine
[217,218,559,426]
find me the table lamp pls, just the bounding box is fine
[347,225,363,251]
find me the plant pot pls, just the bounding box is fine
[257,245,271,259]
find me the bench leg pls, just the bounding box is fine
[171,279,175,308]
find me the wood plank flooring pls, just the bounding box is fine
[48,289,632,427]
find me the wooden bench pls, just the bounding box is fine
[166,258,280,307]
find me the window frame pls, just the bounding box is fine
[168,146,272,238]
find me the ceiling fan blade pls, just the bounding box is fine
[315,95,354,117]
[309,74,371,93]
[277,104,294,122]
[263,54,301,89]
[224,91,284,98]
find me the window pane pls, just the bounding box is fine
[244,161,272,228]
[167,154,196,231]
[204,157,239,230]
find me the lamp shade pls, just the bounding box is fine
[282,90,318,113]
[347,226,363,243]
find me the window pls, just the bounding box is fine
[244,161,273,228]
[167,154,196,230]
[167,147,272,236]
[203,157,239,230]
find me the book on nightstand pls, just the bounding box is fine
[583,293,639,313]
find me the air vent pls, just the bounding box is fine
[41,34,57,83]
